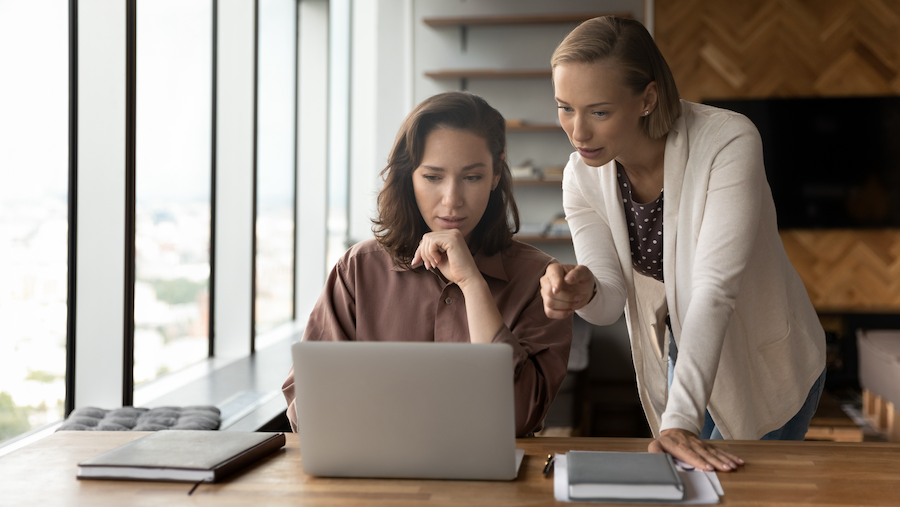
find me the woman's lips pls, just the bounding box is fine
[577,147,603,159]
[437,217,465,229]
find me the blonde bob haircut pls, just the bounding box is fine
[551,16,680,140]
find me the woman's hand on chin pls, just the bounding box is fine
[411,230,481,288]
[540,264,595,319]
[648,428,744,472]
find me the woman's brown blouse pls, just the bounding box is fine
[281,238,573,437]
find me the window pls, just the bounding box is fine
[134,0,213,385]
[0,0,69,442]
[255,0,297,335]
[327,0,351,267]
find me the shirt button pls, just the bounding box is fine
[444,297,454,305]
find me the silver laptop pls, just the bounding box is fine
[291,341,525,480]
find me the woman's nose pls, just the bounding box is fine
[572,114,591,143]
[442,180,463,208]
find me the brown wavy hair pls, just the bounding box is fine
[552,16,681,140]
[373,91,520,268]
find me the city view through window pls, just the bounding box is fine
[255,0,297,334]
[0,0,69,442]
[134,0,213,386]
[1,1,300,444]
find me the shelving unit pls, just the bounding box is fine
[418,5,642,264]
[507,123,562,133]
[422,13,631,28]
[422,11,629,61]
[415,0,646,439]
[420,12,580,252]
[424,69,551,80]
[425,69,551,91]
[514,235,572,244]
[512,179,562,187]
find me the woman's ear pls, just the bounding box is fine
[642,81,659,115]
[493,153,505,190]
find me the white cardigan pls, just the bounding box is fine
[566,100,826,439]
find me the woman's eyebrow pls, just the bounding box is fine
[555,97,613,107]
[420,163,487,171]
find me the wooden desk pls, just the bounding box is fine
[2,431,899,506]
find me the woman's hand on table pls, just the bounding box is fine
[411,229,481,289]
[648,428,744,472]
[540,264,595,319]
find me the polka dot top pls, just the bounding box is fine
[617,161,664,281]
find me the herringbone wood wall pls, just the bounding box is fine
[656,0,900,101]
[656,0,900,312]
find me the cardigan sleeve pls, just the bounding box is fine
[562,156,628,326]
[661,114,765,435]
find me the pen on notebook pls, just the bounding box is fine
[542,454,555,477]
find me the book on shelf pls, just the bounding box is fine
[77,430,286,483]
[566,450,685,502]
[541,166,564,181]
[511,158,537,179]
[544,215,570,237]
[518,223,547,236]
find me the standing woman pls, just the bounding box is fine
[283,91,572,437]
[540,16,826,471]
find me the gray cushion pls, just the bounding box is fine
[57,406,220,431]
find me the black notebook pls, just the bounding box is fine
[567,451,685,502]
[77,430,285,483]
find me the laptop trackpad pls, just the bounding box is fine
[515,449,525,477]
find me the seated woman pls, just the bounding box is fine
[282,91,572,437]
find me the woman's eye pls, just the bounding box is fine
[423,174,440,182]
[593,111,608,117]
[464,175,483,182]
[557,106,573,113]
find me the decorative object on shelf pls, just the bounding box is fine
[512,212,573,244]
[506,117,564,133]
[510,159,537,180]
[542,166,565,181]
[519,223,547,237]
[545,214,571,238]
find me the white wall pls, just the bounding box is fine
[214,0,256,357]
[75,0,128,409]
[347,0,414,244]
[296,0,330,321]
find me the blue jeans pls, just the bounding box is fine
[667,332,825,440]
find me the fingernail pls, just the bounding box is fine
[738,459,745,464]
[706,465,714,471]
